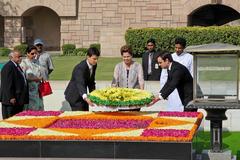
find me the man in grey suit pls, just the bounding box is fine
[157,53,196,111]
[64,47,100,111]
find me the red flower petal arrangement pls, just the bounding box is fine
[0,111,203,142]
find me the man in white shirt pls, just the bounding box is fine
[160,37,193,111]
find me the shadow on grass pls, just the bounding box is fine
[237,150,240,160]
[193,131,232,154]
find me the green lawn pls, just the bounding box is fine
[49,56,85,80]
[193,131,240,157]
[0,56,135,80]
[0,55,240,82]
[46,56,141,80]
[0,56,7,61]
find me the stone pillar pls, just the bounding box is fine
[4,17,21,48]
[0,16,4,47]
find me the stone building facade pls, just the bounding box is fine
[0,0,239,56]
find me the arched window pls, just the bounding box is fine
[188,4,240,26]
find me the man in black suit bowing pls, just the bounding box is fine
[0,50,29,119]
[65,47,100,111]
[157,53,196,111]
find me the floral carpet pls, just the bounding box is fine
[0,111,203,142]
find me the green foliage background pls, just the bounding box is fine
[125,26,240,57]
[14,44,28,55]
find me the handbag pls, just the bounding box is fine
[39,81,53,97]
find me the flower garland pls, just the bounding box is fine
[88,87,154,107]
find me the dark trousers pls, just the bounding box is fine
[2,104,24,119]
[146,74,159,81]
[69,100,89,111]
[184,108,198,112]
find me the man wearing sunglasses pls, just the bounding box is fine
[34,38,54,80]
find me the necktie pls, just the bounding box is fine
[17,65,27,85]
[167,69,170,79]
[167,69,170,74]
[89,67,93,77]
[148,53,153,75]
[17,64,23,72]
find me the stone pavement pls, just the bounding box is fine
[0,80,240,131]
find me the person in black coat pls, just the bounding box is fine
[142,38,161,81]
[64,47,100,111]
[157,53,196,111]
[0,50,29,119]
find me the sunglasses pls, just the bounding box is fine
[29,52,36,55]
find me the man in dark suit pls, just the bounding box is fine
[64,47,100,111]
[142,38,161,80]
[157,53,196,111]
[0,50,29,119]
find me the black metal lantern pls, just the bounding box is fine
[185,43,240,152]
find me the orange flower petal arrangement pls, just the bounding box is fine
[0,110,203,142]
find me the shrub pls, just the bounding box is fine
[14,44,28,55]
[62,44,76,55]
[0,47,11,56]
[125,26,240,57]
[73,48,88,56]
[90,43,101,53]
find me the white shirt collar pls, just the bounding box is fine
[11,60,18,67]
[86,59,93,70]
[168,62,173,71]
[175,52,186,57]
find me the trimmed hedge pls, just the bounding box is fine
[62,44,76,55]
[62,43,100,56]
[73,48,88,56]
[90,43,101,53]
[0,47,11,56]
[125,26,240,57]
[14,44,28,55]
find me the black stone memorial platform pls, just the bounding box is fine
[0,140,192,160]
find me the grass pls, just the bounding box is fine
[49,56,85,80]
[50,56,141,80]
[0,55,239,81]
[0,56,128,80]
[193,131,240,156]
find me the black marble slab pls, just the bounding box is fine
[0,140,192,160]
